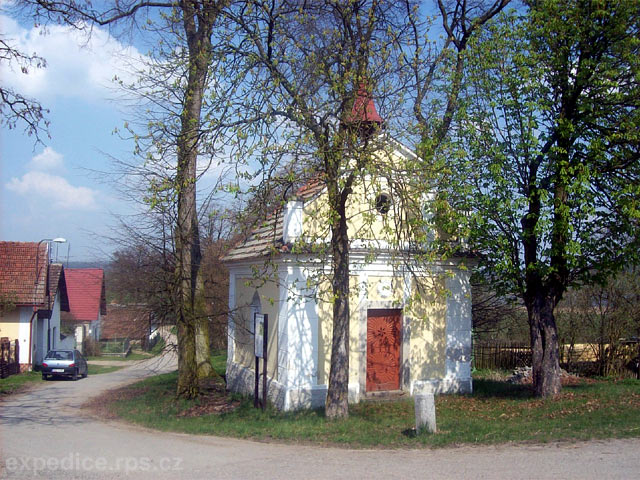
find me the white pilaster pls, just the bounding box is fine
[226,272,236,367]
[285,265,317,389]
[445,269,472,387]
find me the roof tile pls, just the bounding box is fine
[0,242,48,305]
[61,269,106,323]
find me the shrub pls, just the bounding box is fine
[83,338,102,357]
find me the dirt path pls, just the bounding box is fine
[1,348,639,479]
[88,359,148,367]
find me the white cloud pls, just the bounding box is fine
[0,14,145,102]
[28,146,64,171]
[6,171,98,210]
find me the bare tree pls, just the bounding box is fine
[0,35,49,141]
[18,0,232,398]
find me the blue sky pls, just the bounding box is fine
[1,10,154,261]
[2,3,420,262]
[1,7,238,262]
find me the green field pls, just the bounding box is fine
[95,357,640,448]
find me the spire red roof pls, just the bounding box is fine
[345,84,383,129]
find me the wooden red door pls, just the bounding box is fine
[366,309,401,392]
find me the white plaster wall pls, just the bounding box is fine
[58,334,76,350]
[283,201,303,244]
[94,312,102,340]
[445,268,473,390]
[277,268,289,390]
[75,324,85,352]
[18,307,34,365]
[227,255,473,409]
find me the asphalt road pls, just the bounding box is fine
[1,350,639,480]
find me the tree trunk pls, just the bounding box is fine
[528,299,543,391]
[175,2,215,398]
[528,294,562,397]
[194,271,215,379]
[195,310,215,379]
[176,314,199,398]
[325,189,351,419]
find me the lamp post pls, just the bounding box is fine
[50,237,66,262]
[34,238,67,290]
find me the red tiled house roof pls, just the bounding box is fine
[0,241,69,311]
[47,264,69,311]
[0,241,48,306]
[61,269,106,323]
[101,304,152,340]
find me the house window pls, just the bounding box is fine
[375,193,391,215]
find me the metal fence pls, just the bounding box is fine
[473,341,531,371]
[0,338,20,379]
[98,338,131,357]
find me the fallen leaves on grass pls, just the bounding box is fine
[176,378,240,418]
[628,394,640,407]
[176,396,241,417]
[84,386,150,419]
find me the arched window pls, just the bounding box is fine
[375,193,391,215]
[249,291,262,334]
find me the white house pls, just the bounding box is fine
[0,242,69,371]
[61,268,106,352]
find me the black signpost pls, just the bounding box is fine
[254,313,268,410]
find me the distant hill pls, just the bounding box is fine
[65,260,109,269]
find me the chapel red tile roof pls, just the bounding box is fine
[0,242,48,305]
[61,268,107,323]
[101,304,152,340]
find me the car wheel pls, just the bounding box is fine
[82,370,88,378]
[72,368,78,381]
[42,374,48,381]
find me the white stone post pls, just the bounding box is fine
[414,393,437,433]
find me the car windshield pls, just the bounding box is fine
[46,351,73,360]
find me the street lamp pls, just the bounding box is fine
[34,238,67,285]
[51,237,67,263]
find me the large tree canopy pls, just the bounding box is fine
[454,0,640,396]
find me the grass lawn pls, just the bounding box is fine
[88,365,124,375]
[0,371,42,395]
[86,352,152,362]
[92,356,640,448]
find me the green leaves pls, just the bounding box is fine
[456,1,640,299]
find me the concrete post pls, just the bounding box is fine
[414,393,437,433]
